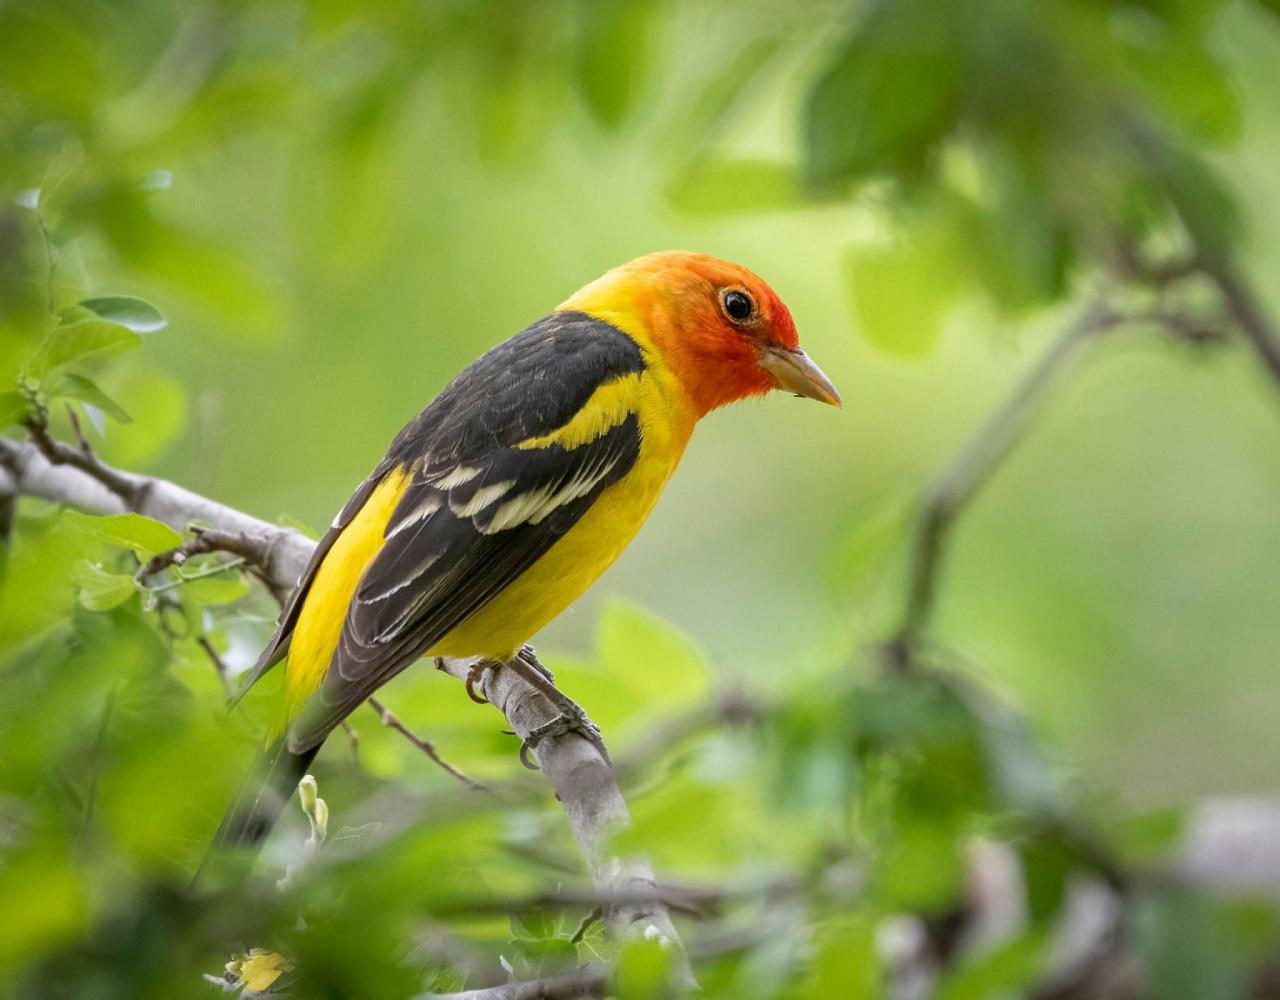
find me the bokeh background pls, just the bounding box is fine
[5,0,1280,996]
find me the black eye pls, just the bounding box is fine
[722,289,755,322]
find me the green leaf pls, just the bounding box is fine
[972,144,1071,312]
[824,493,911,597]
[1135,891,1255,1000]
[808,914,879,1000]
[804,1,960,188]
[616,937,673,1000]
[1250,0,1280,23]
[510,910,560,942]
[935,930,1048,1000]
[874,820,965,911]
[72,561,136,611]
[596,600,709,708]
[78,296,167,334]
[0,390,29,429]
[843,235,957,357]
[47,373,131,423]
[1115,807,1187,866]
[1122,33,1241,144]
[31,320,141,378]
[62,511,183,558]
[427,964,469,994]
[177,567,251,606]
[573,0,653,130]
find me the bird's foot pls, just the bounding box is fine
[463,659,500,705]
[501,646,609,769]
[519,701,608,771]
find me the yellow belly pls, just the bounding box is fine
[430,415,685,659]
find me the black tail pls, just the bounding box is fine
[195,737,320,885]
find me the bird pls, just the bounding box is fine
[209,250,840,856]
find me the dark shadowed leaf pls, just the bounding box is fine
[573,0,652,130]
[804,0,960,188]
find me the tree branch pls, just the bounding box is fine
[366,697,487,793]
[1200,258,1280,391]
[0,435,690,980]
[891,299,1121,655]
[434,653,689,977]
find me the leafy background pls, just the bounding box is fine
[3,0,1280,996]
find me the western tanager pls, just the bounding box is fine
[213,251,839,851]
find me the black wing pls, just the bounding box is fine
[283,312,647,751]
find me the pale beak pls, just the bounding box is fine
[759,346,842,406]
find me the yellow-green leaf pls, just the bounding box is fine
[596,599,709,708]
[62,511,182,558]
[78,296,167,334]
[72,561,136,611]
[0,390,28,429]
[31,320,141,378]
[47,373,132,424]
[178,567,250,605]
[237,949,291,992]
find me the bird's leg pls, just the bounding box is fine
[516,644,555,684]
[503,646,610,770]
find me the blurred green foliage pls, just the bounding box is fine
[5,0,1280,996]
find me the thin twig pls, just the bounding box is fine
[140,526,290,604]
[1201,259,1280,390]
[340,720,361,765]
[64,403,95,457]
[570,905,604,944]
[23,414,142,505]
[196,635,233,699]
[146,556,245,594]
[0,492,13,548]
[366,697,488,793]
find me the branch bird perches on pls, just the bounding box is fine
[0,431,691,986]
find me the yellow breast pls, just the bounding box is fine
[430,361,692,659]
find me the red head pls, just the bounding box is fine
[560,251,841,418]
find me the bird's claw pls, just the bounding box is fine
[518,704,608,771]
[465,660,497,705]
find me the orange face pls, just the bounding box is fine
[565,251,840,418]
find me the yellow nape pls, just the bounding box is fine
[517,374,641,451]
[273,466,411,734]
